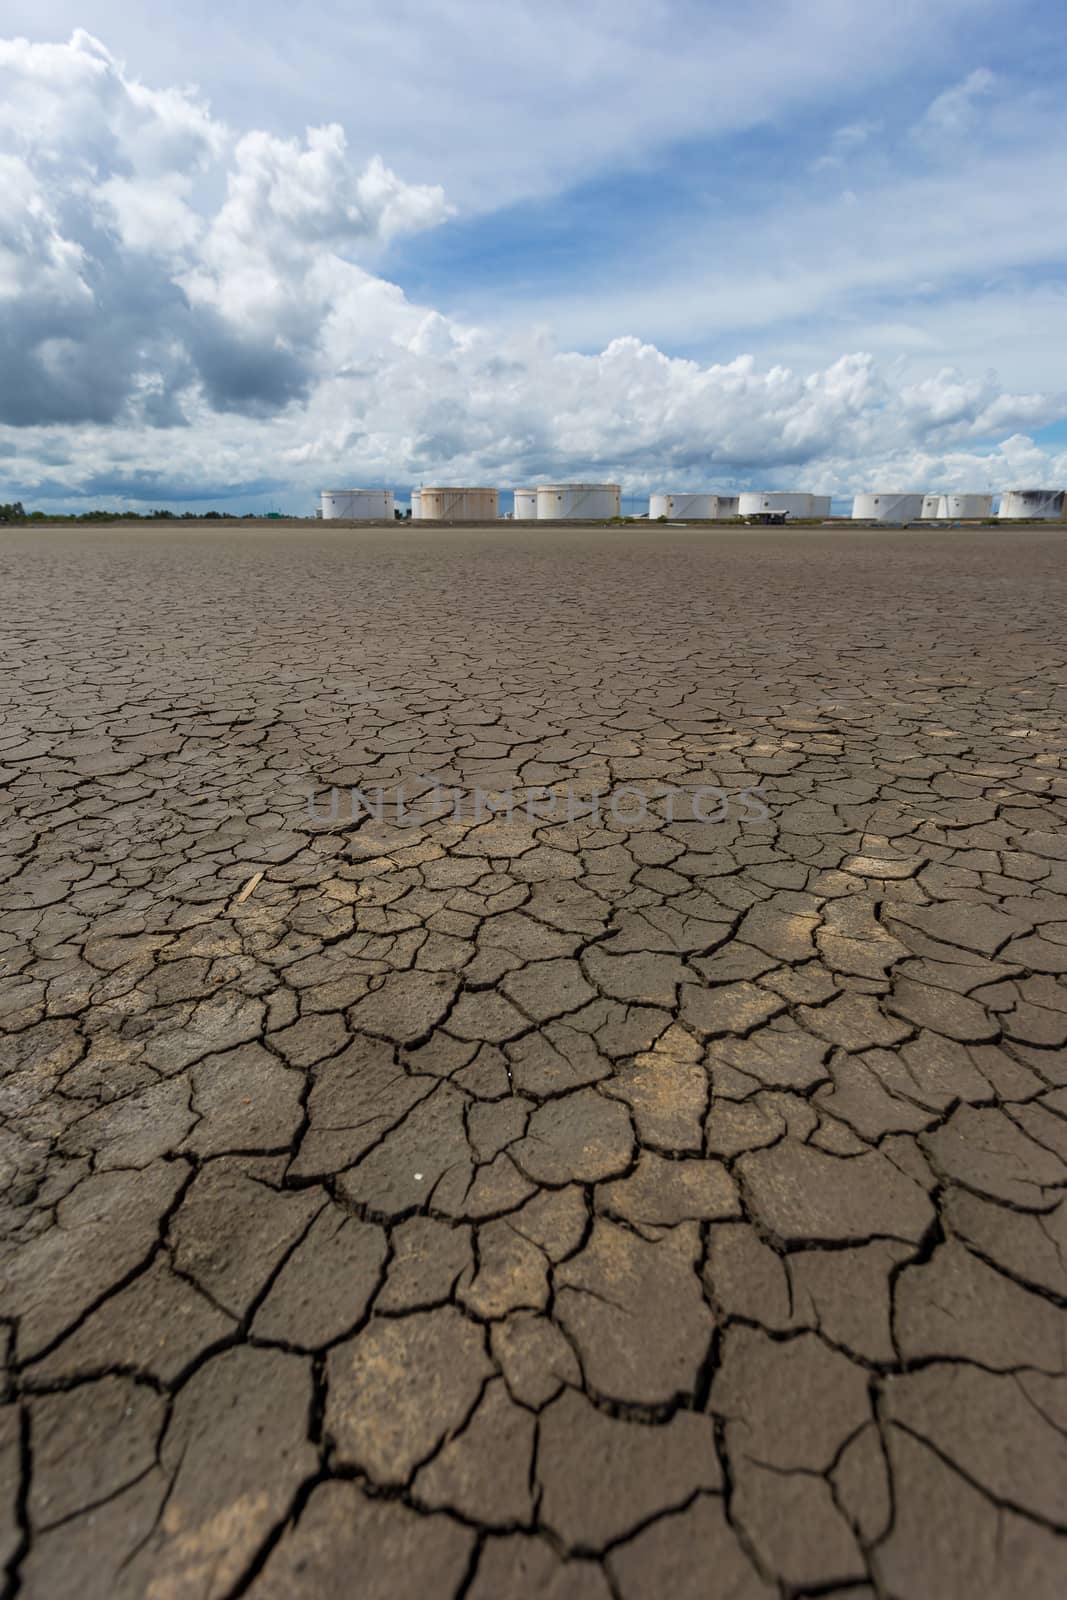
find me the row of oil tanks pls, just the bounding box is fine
[849,492,994,522]
[652,489,1065,522]
[651,492,832,518]
[851,491,1065,522]
[322,485,625,521]
[511,484,621,519]
[321,485,1066,523]
[413,485,624,521]
[322,487,826,521]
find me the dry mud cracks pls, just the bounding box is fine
[2,523,1067,1598]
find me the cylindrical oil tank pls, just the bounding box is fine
[410,490,422,520]
[738,492,817,519]
[321,489,394,521]
[513,489,538,520]
[939,493,993,519]
[649,493,720,520]
[998,489,1065,520]
[419,487,499,522]
[851,493,925,523]
[920,494,942,519]
[716,496,740,517]
[809,495,832,518]
[536,484,621,520]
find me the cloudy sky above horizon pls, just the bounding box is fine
[3,2,1067,512]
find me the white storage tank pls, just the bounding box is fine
[920,494,942,519]
[419,487,499,522]
[939,493,994,519]
[738,492,818,519]
[851,493,925,524]
[410,490,422,520]
[536,484,621,520]
[716,496,740,517]
[998,489,1065,520]
[321,489,395,521]
[649,493,720,520]
[513,489,538,520]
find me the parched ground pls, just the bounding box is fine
[1,521,1067,1600]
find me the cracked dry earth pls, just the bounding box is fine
[1,523,1067,1600]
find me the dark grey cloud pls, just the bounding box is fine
[185,312,312,415]
[76,470,287,501]
[0,192,191,426]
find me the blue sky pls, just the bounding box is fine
[2,1,1067,512]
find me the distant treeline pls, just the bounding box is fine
[0,503,278,524]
